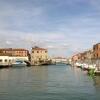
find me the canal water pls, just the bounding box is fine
[0,65,100,100]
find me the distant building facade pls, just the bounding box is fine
[0,48,30,66]
[72,49,93,63]
[93,43,100,59]
[71,53,82,62]
[0,48,29,57]
[31,46,48,65]
[72,55,79,62]
[81,50,93,63]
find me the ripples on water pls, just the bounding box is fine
[0,65,100,100]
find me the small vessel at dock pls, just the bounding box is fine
[11,60,27,67]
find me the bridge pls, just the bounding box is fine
[52,57,67,64]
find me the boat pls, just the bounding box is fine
[94,67,100,75]
[88,64,96,70]
[75,62,82,68]
[11,60,27,67]
[82,63,89,71]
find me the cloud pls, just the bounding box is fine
[47,45,55,49]
[0,0,100,57]
[6,41,12,45]
[0,0,45,32]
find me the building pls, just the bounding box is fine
[72,53,82,62]
[0,56,11,66]
[0,56,29,66]
[0,48,29,57]
[72,55,79,62]
[93,43,100,59]
[0,48,12,56]
[31,46,48,65]
[81,49,93,63]
[0,48,30,64]
[93,43,100,71]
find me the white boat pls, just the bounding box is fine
[82,63,89,71]
[75,62,82,67]
[11,60,26,67]
[88,64,96,70]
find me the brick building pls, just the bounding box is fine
[0,48,29,57]
[93,43,100,59]
[72,53,82,62]
[72,54,79,62]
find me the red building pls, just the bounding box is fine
[0,48,29,57]
[93,43,100,59]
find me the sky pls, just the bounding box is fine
[0,0,100,57]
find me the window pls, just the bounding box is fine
[5,59,7,62]
[3,51,6,53]
[0,59,2,62]
[96,53,98,58]
[32,51,34,53]
[37,51,39,53]
[45,51,47,53]
[0,51,3,53]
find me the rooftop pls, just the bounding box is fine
[32,46,47,51]
[0,48,28,51]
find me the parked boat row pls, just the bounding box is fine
[73,62,100,75]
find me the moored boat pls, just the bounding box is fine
[75,62,82,68]
[94,67,100,75]
[82,63,89,71]
[11,60,27,67]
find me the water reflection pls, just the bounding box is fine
[93,76,100,87]
[29,66,48,91]
[0,65,100,100]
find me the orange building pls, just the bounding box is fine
[0,48,29,57]
[72,55,79,62]
[12,49,29,57]
[0,48,12,56]
[93,43,100,59]
[72,53,82,62]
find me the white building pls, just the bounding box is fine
[0,56,11,66]
[0,56,29,66]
